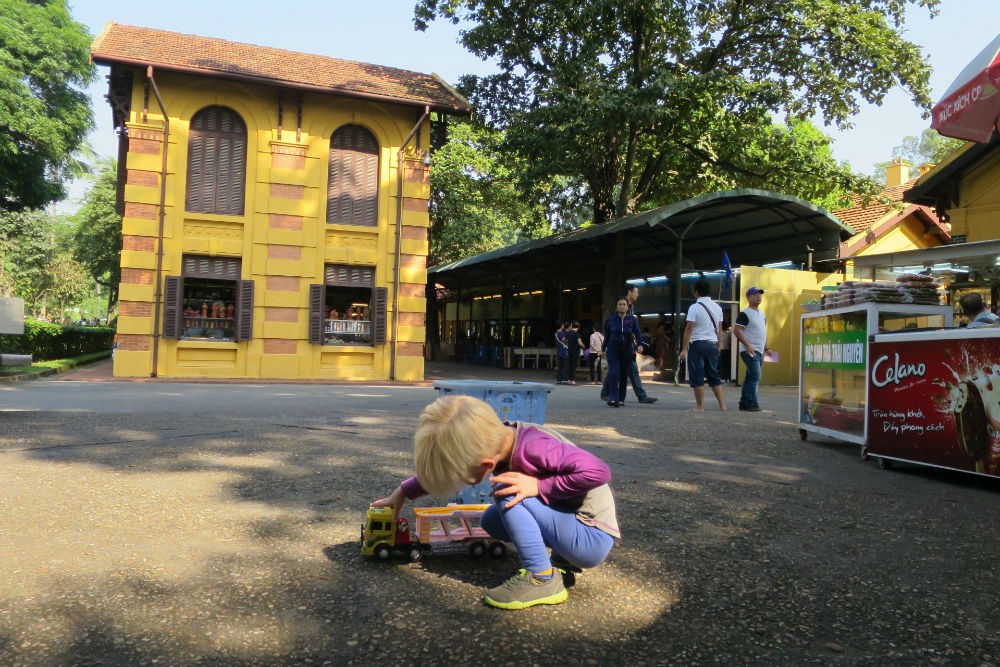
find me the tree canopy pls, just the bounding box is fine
[416,0,939,223]
[0,0,95,212]
[73,159,122,316]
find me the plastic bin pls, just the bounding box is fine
[432,380,554,503]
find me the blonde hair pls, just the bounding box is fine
[414,395,508,496]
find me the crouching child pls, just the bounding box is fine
[372,394,620,609]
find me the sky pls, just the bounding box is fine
[66,0,997,208]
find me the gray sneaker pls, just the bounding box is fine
[484,569,568,609]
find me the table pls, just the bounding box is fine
[511,347,557,369]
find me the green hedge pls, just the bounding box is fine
[0,321,115,361]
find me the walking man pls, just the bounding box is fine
[679,279,726,411]
[601,285,657,404]
[733,286,769,411]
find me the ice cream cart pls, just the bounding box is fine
[866,327,1000,477]
[798,303,953,449]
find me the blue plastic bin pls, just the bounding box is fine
[432,380,554,503]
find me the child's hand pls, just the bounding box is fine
[490,471,539,509]
[371,486,405,517]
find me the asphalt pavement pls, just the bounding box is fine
[0,359,997,666]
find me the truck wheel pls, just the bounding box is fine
[469,541,487,558]
[409,547,422,562]
[489,541,506,558]
[374,544,391,560]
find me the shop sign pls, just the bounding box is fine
[867,337,1000,477]
[802,330,867,370]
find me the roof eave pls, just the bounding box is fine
[90,54,473,116]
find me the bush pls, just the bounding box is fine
[0,320,115,361]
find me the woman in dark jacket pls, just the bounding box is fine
[602,297,642,407]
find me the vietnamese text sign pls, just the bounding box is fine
[802,329,867,370]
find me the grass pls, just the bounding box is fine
[0,350,112,378]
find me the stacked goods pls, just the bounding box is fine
[819,274,945,309]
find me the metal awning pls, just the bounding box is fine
[850,239,1000,283]
[430,189,854,293]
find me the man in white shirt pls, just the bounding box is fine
[679,279,726,411]
[733,286,769,412]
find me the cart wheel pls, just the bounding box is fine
[861,446,869,461]
[878,457,893,470]
[799,429,808,441]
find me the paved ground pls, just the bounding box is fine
[0,360,998,666]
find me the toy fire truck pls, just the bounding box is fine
[361,504,508,561]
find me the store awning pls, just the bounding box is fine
[430,189,853,294]
[931,32,1000,143]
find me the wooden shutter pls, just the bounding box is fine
[235,279,254,342]
[372,286,388,345]
[163,275,183,339]
[326,125,379,226]
[308,284,324,344]
[324,264,374,287]
[182,255,240,279]
[186,106,247,215]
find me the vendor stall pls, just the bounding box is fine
[867,327,1000,477]
[799,303,953,445]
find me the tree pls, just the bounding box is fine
[45,252,91,319]
[0,209,52,299]
[73,160,122,316]
[429,120,548,264]
[891,128,965,169]
[415,0,937,223]
[0,0,95,212]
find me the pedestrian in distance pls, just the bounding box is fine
[588,327,605,384]
[600,285,657,404]
[555,322,571,384]
[679,279,727,411]
[733,286,769,411]
[564,321,584,385]
[372,395,620,609]
[602,297,642,407]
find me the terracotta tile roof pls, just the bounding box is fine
[90,22,471,114]
[833,178,920,233]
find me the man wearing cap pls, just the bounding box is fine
[733,286,769,412]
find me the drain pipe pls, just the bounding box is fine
[390,105,430,380]
[146,66,169,377]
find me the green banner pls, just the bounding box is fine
[802,329,867,369]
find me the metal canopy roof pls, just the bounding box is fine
[430,189,853,293]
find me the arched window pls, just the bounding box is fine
[186,106,247,215]
[327,125,379,226]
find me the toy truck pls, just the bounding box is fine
[361,504,507,561]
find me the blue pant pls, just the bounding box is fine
[482,490,614,573]
[739,350,762,408]
[601,357,647,400]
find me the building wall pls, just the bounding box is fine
[738,266,842,385]
[114,70,429,380]
[945,149,1000,241]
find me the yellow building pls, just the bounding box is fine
[905,138,1000,243]
[833,158,951,264]
[91,23,469,380]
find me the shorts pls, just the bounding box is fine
[687,339,722,388]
